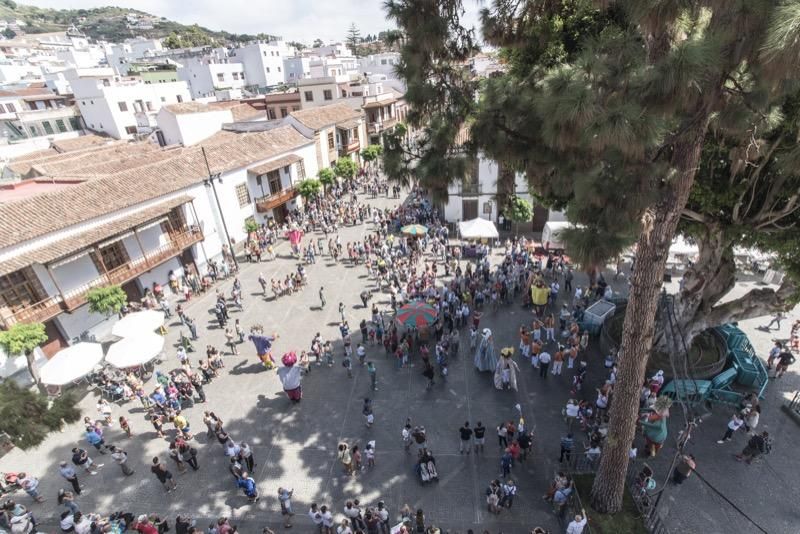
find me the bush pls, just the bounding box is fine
[0,381,81,449]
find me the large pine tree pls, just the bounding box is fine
[383,0,800,513]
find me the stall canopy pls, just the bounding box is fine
[105,333,165,369]
[40,342,104,386]
[111,310,165,338]
[458,218,499,240]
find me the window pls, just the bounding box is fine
[0,270,39,313]
[327,130,334,149]
[161,96,166,102]
[0,104,5,113]
[381,59,387,65]
[296,159,306,180]
[232,72,239,80]
[235,183,251,207]
[267,108,276,120]
[55,119,66,132]
[265,67,270,73]
[42,121,54,135]
[280,107,287,118]
[117,101,128,112]
[216,73,225,82]
[263,51,267,56]
[125,126,137,135]
[146,101,153,111]
[277,66,281,72]
[89,100,94,105]
[176,95,184,103]
[341,90,347,97]
[304,91,313,102]
[99,241,129,270]
[29,125,38,136]
[353,127,359,140]
[240,72,245,79]
[323,89,333,101]
[266,170,282,195]
[292,106,299,111]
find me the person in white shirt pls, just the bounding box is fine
[320,505,334,531]
[717,412,745,444]
[566,512,588,534]
[767,341,783,369]
[308,503,323,532]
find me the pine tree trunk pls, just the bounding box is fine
[590,121,709,513]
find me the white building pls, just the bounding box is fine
[358,53,401,78]
[307,43,352,58]
[283,56,311,82]
[105,38,164,75]
[442,153,535,225]
[177,51,247,99]
[72,76,191,139]
[287,102,366,169]
[296,75,368,109]
[229,40,293,90]
[0,123,317,364]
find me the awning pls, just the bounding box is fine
[0,194,193,275]
[362,98,396,109]
[248,154,302,176]
[458,218,499,239]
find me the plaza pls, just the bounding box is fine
[1,186,798,534]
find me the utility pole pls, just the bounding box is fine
[201,146,239,270]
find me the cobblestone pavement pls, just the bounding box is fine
[1,188,798,534]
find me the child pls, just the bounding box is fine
[365,440,376,468]
[363,398,374,428]
[119,416,132,437]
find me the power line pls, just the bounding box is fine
[691,467,770,534]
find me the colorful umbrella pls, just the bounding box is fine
[395,301,438,328]
[401,224,428,236]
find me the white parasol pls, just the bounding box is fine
[111,310,165,338]
[40,342,104,386]
[105,333,164,369]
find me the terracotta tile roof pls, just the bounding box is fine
[289,102,362,131]
[228,103,265,122]
[0,125,312,248]
[51,134,113,153]
[248,154,302,176]
[338,118,361,130]
[363,97,397,109]
[163,102,215,114]
[7,141,131,177]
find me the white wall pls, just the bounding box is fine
[231,41,290,89]
[283,57,310,82]
[136,257,182,295]
[50,254,100,295]
[156,108,233,146]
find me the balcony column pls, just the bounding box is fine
[91,248,110,281]
[189,200,210,268]
[132,228,150,266]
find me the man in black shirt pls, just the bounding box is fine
[474,422,486,454]
[459,422,473,454]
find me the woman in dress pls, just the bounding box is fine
[473,328,497,372]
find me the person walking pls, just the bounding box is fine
[278,487,294,528]
[58,461,82,495]
[717,412,745,444]
[539,351,551,378]
[765,311,785,330]
[367,361,378,391]
[240,442,255,472]
[735,431,772,464]
[109,446,135,476]
[474,422,486,454]
[150,458,177,493]
[339,302,346,323]
[500,479,517,508]
[500,449,513,478]
[559,433,574,463]
[459,422,473,455]
[319,287,326,309]
[236,471,259,502]
[672,454,696,484]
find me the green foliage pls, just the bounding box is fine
[313,38,324,48]
[1,27,15,39]
[346,22,362,57]
[360,144,383,164]
[86,285,127,316]
[288,40,306,51]
[334,158,358,180]
[297,178,322,199]
[317,167,336,188]
[162,25,215,49]
[244,219,259,233]
[505,195,533,223]
[0,381,81,450]
[0,323,47,356]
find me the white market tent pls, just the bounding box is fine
[105,333,165,369]
[458,218,499,240]
[669,235,699,256]
[111,310,165,338]
[40,342,104,386]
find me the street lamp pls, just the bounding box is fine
[201,147,239,270]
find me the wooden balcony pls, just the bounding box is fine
[0,228,204,328]
[368,116,397,135]
[255,187,298,213]
[338,139,360,157]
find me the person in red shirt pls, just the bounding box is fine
[131,515,159,534]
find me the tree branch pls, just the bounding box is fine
[681,208,708,223]
[705,276,798,326]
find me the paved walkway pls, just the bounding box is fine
[2,188,798,534]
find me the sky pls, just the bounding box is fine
[20,0,484,44]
